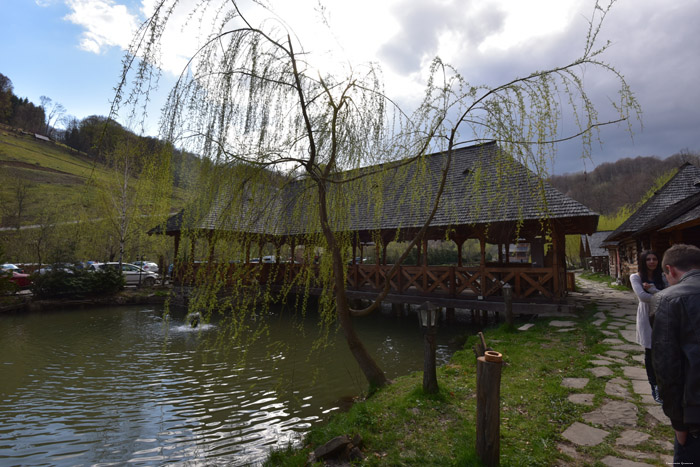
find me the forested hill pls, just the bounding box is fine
[549,152,700,215]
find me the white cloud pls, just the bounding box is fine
[64,0,139,54]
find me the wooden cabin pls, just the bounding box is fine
[580,231,613,275]
[155,142,600,311]
[604,163,700,282]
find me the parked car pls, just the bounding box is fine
[132,261,159,273]
[88,262,159,287]
[37,263,75,274]
[1,263,24,273]
[1,265,31,289]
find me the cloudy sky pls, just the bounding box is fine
[2,0,698,174]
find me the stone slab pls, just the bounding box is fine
[602,338,625,345]
[592,318,606,326]
[632,379,652,395]
[651,438,674,451]
[556,442,579,459]
[611,344,645,353]
[632,354,644,363]
[561,422,609,446]
[601,455,653,466]
[605,379,632,399]
[593,311,607,319]
[619,449,657,461]
[620,330,637,343]
[623,366,647,380]
[610,309,636,318]
[562,377,589,389]
[588,366,613,378]
[557,328,576,333]
[606,322,626,328]
[517,323,535,331]
[605,350,628,359]
[640,394,655,405]
[645,404,671,425]
[583,400,638,428]
[550,320,577,327]
[568,393,595,405]
[601,330,617,336]
[615,430,650,446]
[590,359,612,366]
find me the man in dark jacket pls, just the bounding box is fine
[651,243,700,463]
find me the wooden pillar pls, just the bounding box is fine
[381,234,390,266]
[551,222,565,298]
[422,237,429,266]
[451,233,467,268]
[290,238,296,263]
[207,231,216,264]
[174,233,181,260]
[505,243,510,264]
[498,243,503,264]
[245,242,251,264]
[352,239,357,265]
[479,234,486,298]
[359,243,364,263]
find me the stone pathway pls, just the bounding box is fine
[552,275,674,466]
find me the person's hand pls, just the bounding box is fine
[676,430,688,446]
[643,282,652,291]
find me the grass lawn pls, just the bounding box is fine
[266,304,672,466]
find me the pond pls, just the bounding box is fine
[0,304,472,465]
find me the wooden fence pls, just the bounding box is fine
[174,263,558,300]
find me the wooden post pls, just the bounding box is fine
[479,234,486,298]
[477,350,503,466]
[418,302,439,394]
[503,283,513,327]
[422,237,429,266]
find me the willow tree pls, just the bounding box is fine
[114,0,639,388]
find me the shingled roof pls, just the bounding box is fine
[605,163,700,242]
[158,141,599,238]
[582,231,613,257]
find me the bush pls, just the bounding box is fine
[31,268,124,299]
[0,275,18,295]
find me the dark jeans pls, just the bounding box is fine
[675,430,700,464]
[645,348,657,387]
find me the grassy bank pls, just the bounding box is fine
[267,305,672,466]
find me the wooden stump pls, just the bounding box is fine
[477,351,503,466]
[423,328,439,394]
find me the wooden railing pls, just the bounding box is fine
[174,262,559,299]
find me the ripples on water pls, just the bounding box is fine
[0,305,466,465]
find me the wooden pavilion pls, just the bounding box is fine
[156,142,599,311]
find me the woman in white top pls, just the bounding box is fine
[630,249,666,403]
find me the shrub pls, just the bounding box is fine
[31,268,124,299]
[0,275,17,295]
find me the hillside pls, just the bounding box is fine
[549,151,700,216]
[0,125,192,229]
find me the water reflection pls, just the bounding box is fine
[0,305,468,465]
